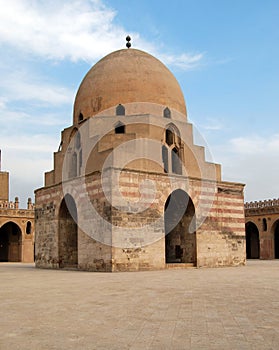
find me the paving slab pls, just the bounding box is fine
[1,260,279,349]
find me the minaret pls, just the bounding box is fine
[0,150,9,201]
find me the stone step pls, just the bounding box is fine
[166,263,195,269]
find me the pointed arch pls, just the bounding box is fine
[166,129,174,146]
[164,189,196,265]
[68,128,82,179]
[0,222,22,262]
[165,123,181,141]
[162,123,182,175]
[245,222,260,259]
[58,194,78,268]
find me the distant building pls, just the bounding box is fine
[35,46,246,271]
[0,152,35,262]
[245,199,279,259]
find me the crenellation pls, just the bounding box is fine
[245,198,279,259]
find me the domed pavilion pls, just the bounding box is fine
[35,44,246,271]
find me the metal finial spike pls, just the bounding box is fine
[126,35,131,48]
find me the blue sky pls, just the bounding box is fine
[0,0,278,206]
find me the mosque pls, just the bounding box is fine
[34,39,246,271]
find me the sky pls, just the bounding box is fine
[0,0,278,207]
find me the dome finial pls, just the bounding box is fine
[126,35,131,48]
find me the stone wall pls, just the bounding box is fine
[245,199,279,259]
[0,201,35,263]
[110,169,245,270]
[35,168,246,271]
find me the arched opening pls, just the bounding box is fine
[166,129,174,146]
[263,218,267,231]
[26,221,32,234]
[0,222,22,262]
[164,189,196,265]
[274,220,279,259]
[116,104,125,116]
[245,222,260,259]
[58,194,78,268]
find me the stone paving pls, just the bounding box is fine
[1,261,279,349]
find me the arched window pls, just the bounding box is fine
[164,107,171,119]
[166,129,174,146]
[263,218,267,231]
[116,104,125,116]
[162,125,182,175]
[26,221,32,234]
[68,129,82,179]
[115,122,125,134]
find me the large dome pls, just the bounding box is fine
[73,48,187,123]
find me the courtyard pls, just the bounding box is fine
[1,261,279,349]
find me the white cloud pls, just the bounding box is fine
[229,135,279,156]
[0,66,74,106]
[0,0,132,61]
[0,0,204,70]
[161,52,204,70]
[1,133,61,205]
[212,134,279,201]
[198,117,224,131]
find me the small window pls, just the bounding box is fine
[164,107,171,119]
[115,122,125,134]
[78,113,84,122]
[116,104,125,116]
[26,221,32,234]
[263,218,267,231]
